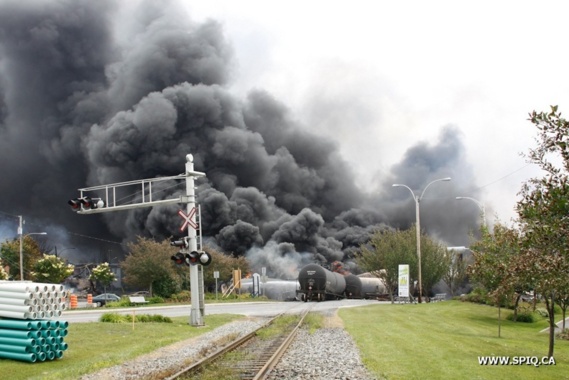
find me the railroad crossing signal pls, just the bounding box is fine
[68,197,105,211]
[178,208,198,231]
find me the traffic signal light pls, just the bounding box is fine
[171,252,186,265]
[68,196,105,211]
[186,251,212,266]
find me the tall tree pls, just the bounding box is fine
[357,225,447,302]
[442,249,468,297]
[200,247,250,291]
[357,227,416,302]
[419,233,450,299]
[0,237,44,280]
[89,262,116,294]
[516,105,569,357]
[121,236,180,297]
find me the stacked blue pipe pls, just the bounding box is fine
[0,282,69,363]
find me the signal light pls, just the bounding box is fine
[185,251,200,265]
[185,251,212,266]
[68,196,105,211]
[198,251,212,266]
[68,199,82,210]
[171,252,186,265]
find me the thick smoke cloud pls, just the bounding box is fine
[0,0,483,277]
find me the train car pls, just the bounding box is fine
[297,264,346,302]
[344,274,362,299]
[359,276,387,299]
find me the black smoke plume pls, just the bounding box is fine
[0,0,483,277]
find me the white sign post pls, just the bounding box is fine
[398,264,409,299]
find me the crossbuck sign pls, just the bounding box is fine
[178,207,198,231]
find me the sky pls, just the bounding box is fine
[186,0,564,221]
[0,0,566,277]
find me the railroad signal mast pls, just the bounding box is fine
[68,154,208,326]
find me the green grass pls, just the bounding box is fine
[0,314,243,380]
[339,300,569,380]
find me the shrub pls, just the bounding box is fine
[147,296,164,304]
[506,311,539,323]
[99,313,126,323]
[99,313,172,323]
[170,290,191,303]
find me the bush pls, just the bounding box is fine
[462,288,488,305]
[99,313,172,323]
[170,290,191,303]
[147,296,164,304]
[506,311,539,323]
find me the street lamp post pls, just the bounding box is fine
[18,216,47,281]
[456,196,486,227]
[393,177,451,303]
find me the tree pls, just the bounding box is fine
[515,105,569,357]
[356,225,447,302]
[89,262,116,294]
[31,254,74,284]
[121,236,180,298]
[0,237,44,280]
[442,249,468,297]
[201,247,250,291]
[0,261,8,280]
[468,222,525,337]
[419,233,451,299]
[469,223,526,308]
[357,227,415,303]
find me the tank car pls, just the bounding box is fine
[358,276,387,299]
[297,264,346,302]
[344,274,362,299]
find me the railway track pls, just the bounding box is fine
[166,305,312,380]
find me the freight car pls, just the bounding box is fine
[297,264,386,301]
[297,264,346,301]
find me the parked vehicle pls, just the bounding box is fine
[92,293,121,306]
[129,291,150,297]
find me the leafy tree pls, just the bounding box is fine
[90,262,116,294]
[0,237,44,280]
[357,227,415,303]
[0,261,8,280]
[31,254,74,284]
[419,233,450,299]
[357,225,447,302]
[515,105,569,357]
[442,249,468,297]
[121,236,180,297]
[469,223,526,308]
[468,222,525,337]
[201,247,250,291]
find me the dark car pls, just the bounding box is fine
[92,293,121,306]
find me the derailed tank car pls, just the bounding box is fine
[359,276,387,299]
[344,274,362,299]
[297,264,346,301]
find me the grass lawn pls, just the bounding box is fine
[339,300,569,380]
[0,313,243,380]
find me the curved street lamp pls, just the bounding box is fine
[456,196,486,227]
[392,177,451,303]
[19,232,47,281]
